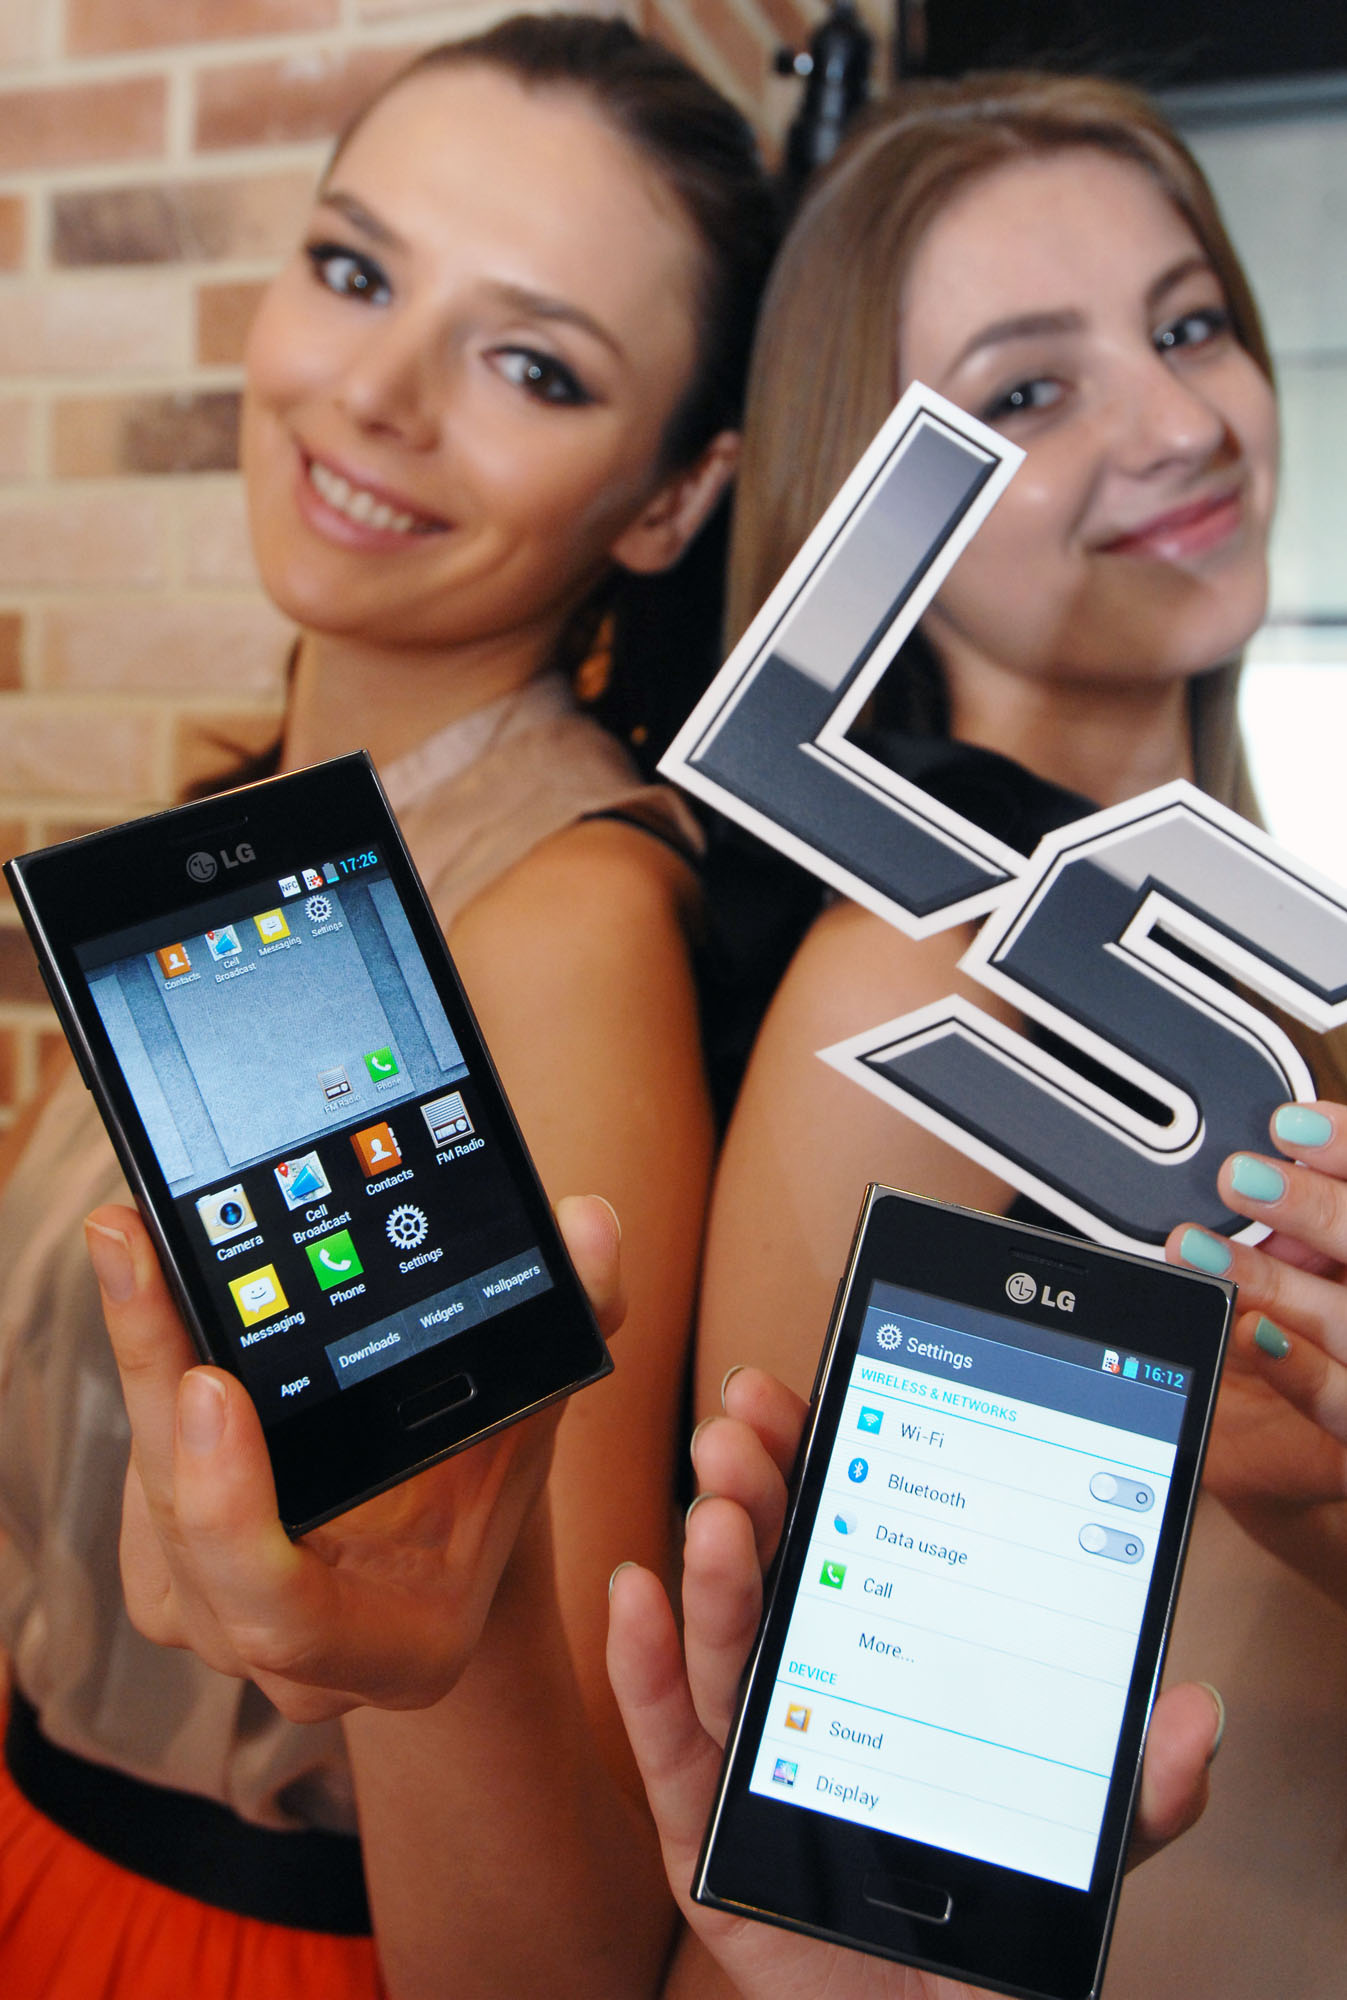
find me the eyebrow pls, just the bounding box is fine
[313,188,405,250]
[946,255,1220,373]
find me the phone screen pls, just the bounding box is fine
[746,1279,1193,1891]
[73,846,553,1428]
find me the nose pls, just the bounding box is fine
[332,308,444,451]
[1109,345,1229,478]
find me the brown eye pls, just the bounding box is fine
[305,242,391,306]
[494,348,592,407]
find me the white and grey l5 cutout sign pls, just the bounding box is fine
[661,383,1347,1256]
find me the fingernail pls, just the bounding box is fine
[1253,1316,1291,1360]
[690,1413,715,1459]
[608,1560,637,1601]
[1198,1683,1226,1764]
[1274,1104,1333,1149]
[1230,1155,1286,1204]
[84,1218,135,1303]
[720,1365,744,1411]
[685,1490,719,1530]
[593,1195,622,1244]
[1178,1229,1232,1276]
[179,1371,226,1456]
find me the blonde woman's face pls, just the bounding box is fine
[901,148,1278,691]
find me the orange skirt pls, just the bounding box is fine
[0,1744,384,2000]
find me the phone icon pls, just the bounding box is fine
[156,943,191,978]
[306,1228,364,1291]
[352,1122,401,1176]
[229,1265,288,1327]
[820,1561,847,1589]
[254,908,290,944]
[364,1046,400,1084]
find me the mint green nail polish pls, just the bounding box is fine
[1230,1155,1286,1204]
[1274,1104,1333,1149]
[1253,1317,1291,1360]
[1179,1228,1232,1276]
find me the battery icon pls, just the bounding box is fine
[1122,1356,1139,1379]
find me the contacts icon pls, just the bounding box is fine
[352,1121,401,1177]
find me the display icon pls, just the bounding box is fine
[847,1457,869,1484]
[1101,1349,1121,1375]
[229,1264,287,1327]
[364,1046,400,1085]
[386,1203,428,1251]
[274,1151,331,1209]
[195,1183,256,1244]
[156,942,191,978]
[820,1561,847,1589]
[306,1228,364,1291]
[318,1065,352,1103]
[254,908,290,944]
[422,1091,474,1147]
[352,1121,401,1176]
[857,1405,883,1433]
[204,925,241,962]
[771,1759,798,1788]
[784,1703,811,1733]
[833,1510,858,1536]
[302,868,324,891]
[278,875,301,898]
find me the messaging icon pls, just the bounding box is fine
[254,908,290,944]
[229,1265,288,1328]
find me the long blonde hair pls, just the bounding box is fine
[730,70,1347,1101]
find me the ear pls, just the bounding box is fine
[608,430,740,576]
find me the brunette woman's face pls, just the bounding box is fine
[242,65,714,651]
[902,149,1279,689]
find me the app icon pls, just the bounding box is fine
[318,1065,352,1103]
[1101,1348,1121,1375]
[847,1457,869,1484]
[352,1122,401,1176]
[156,943,191,978]
[278,875,301,898]
[771,1759,798,1788]
[305,893,332,924]
[204,925,241,962]
[229,1264,288,1327]
[274,1151,331,1210]
[875,1322,903,1351]
[820,1561,847,1590]
[785,1703,811,1733]
[322,862,339,885]
[422,1091,474,1147]
[302,868,324,891]
[195,1183,256,1244]
[364,1046,400,1085]
[306,1228,364,1291]
[254,908,290,944]
[386,1203,428,1251]
[833,1510,858,1536]
[858,1405,883,1433]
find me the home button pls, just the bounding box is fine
[398,1372,476,1430]
[862,1872,953,1924]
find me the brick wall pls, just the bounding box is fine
[0,0,886,1129]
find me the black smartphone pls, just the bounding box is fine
[4,753,611,1533]
[694,1185,1232,2000]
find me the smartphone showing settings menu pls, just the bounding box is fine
[694,1185,1231,2000]
[5,753,610,1533]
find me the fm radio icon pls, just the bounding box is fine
[1006,1272,1038,1304]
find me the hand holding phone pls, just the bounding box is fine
[95,1193,623,1721]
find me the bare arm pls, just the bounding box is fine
[346,819,714,1998]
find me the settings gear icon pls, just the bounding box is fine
[305,893,332,923]
[386,1203,428,1251]
[875,1323,903,1350]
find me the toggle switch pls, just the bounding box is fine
[1079,1523,1144,1563]
[1089,1471,1154,1511]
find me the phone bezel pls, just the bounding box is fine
[693,1185,1231,2000]
[4,753,611,1533]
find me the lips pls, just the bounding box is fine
[298,450,448,547]
[1099,488,1243,562]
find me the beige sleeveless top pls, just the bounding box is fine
[0,675,700,1833]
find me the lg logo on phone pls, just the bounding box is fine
[1006,1271,1075,1312]
[186,842,255,884]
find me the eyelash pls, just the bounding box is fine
[1153,305,1230,353]
[982,377,1064,425]
[305,241,391,306]
[490,348,593,408]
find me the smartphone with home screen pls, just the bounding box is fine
[694,1185,1231,2000]
[4,752,610,1533]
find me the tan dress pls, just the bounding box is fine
[0,674,699,1835]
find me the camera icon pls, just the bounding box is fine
[195,1183,257,1245]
